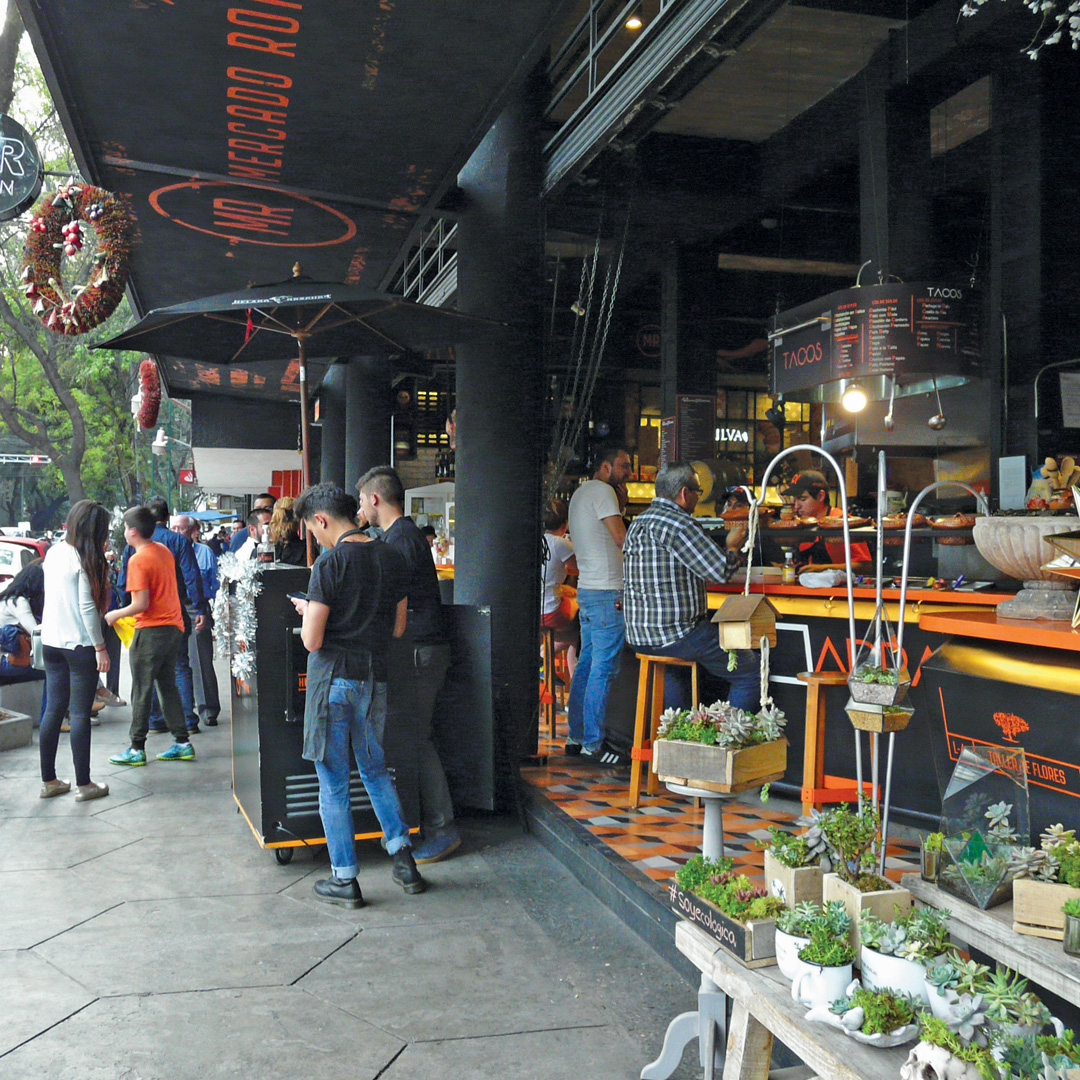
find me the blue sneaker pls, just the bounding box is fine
[157,742,195,762]
[412,829,462,865]
[110,747,147,767]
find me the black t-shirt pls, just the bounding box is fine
[307,539,407,681]
[381,515,446,645]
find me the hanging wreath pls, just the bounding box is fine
[20,182,132,336]
[138,358,161,429]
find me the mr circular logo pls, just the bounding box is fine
[0,114,42,222]
[148,180,357,248]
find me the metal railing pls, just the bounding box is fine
[393,217,458,307]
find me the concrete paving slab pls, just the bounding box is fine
[298,918,608,1042]
[0,950,97,1057]
[0,772,150,818]
[70,831,310,900]
[0,815,138,871]
[33,893,358,996]
[88,789,249,836]
[0,986,405,1080]
[380,1025,646,1080]
[0,868,122,950]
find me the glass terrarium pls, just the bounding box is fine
[936,746,1029,909]
[847,606,910,706]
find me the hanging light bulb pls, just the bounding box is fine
[625,6,643,30]
[570,300,585,317]
[841,383,868,413]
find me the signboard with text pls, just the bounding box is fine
[675,394,716,462]
[0,114,42,221]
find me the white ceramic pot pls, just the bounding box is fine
[926,983,958,1021]
[859,947,930,1005]
[775,929,810,981]
[792,963,854,1007]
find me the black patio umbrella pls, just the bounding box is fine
[95,264,503,491]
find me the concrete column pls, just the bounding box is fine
[455,69,545,773]
[319,363,346,489]
[343,357,391,493]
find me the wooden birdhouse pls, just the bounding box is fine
[711,595,778,650]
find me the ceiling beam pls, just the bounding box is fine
[716,253,861,276]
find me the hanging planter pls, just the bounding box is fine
[845,701,914,733]
[848,605,910,706]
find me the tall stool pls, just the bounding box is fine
[629,654,699,808]
[540,625,557,737]
[797,670,866,816]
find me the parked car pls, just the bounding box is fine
[0,537,49,585]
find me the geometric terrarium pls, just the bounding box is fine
[937,746,1029,910]
[847,606,911,707]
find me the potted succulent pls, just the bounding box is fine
[1011,824,1080,940]
[804,985,920,1048]
[922,831,944,882]
[791,924,856,1008]
[924,956,989,1022]
[817,805,912,949]
[763,823,828,909]
[901,1010,995,1080]
[774,900,849,982]
[979,965,1063,1040]
[848,608,911,707]
[669,853,785,966]
[653,699,788,794]
[859,905,952,1005]
[1063,897,1080,957]
[939,802,1024,911]
[993,1028,1080,1079]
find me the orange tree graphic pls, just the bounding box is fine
[994,712,1030,743]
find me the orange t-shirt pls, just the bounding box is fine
[127,541,184,630]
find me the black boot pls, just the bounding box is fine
[391,848,426,894]
[313,875,364,908]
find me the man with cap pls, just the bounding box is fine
[782,470,872,570]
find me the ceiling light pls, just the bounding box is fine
[765,398,786,426]
[625,7,643,30]
[570,300,585,316]
[840,384,868,413]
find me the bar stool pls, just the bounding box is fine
[629,653,699,808]
[540,625,557,737]
[797,670,866,816]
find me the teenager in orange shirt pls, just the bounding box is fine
[106,506,195,765]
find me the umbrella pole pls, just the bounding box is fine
[297,337,315,567]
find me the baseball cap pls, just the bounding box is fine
[781,470,828,497]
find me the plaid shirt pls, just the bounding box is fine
[623,498,739,648]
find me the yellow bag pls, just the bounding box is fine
[112,615,137,648]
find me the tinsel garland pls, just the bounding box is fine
[138,359,161,429]
[213,551,263,681]
[20,181,133,335]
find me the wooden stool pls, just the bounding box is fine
[797,671,868,816]
[540,625,557,737]
[630,653,699,808]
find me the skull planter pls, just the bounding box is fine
[901,1042,986,1080]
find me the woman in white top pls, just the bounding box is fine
[0,560,46,679]
[541,498,579,678]
[39,501,112,802]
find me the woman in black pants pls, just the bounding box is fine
[38,501,112,801]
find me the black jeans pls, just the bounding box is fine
[103,619,122,696]
[40,643,98,787]
[129,625,188,749]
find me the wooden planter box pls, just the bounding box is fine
[1012,878,1080,940]
[822,872,911,952]
[764,850,823,909]
[654,737,787,795]
[668,880,777,968]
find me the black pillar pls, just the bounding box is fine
[319,363,347,489]
[455,70,544,780]
[343,357,391,493]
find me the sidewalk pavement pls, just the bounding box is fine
[0,658,701,1079]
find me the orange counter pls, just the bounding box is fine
[918,608,1080,654]
[709,582,1013,607]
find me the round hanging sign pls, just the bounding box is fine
[0,114,42,221]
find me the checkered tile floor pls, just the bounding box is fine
[524,712,918,888]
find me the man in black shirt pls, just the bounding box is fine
[291,483,425,908]
[358,466,459,864]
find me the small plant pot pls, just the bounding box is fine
[846,671,911,707]
[858,947,930,1005]
[1064,912,1080,957]
[791,962,854,1008]
[987,1016,1065,1040]
[903,1042,987,1080]
[844,700,914,733]
[925,983,959,1021]
[774,928,810,981]
[764,851,823,910]
[920,841,941,883]
[654,737,788,794]
[822,872,912,952]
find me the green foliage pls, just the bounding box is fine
[859,905,951,964]
[925,832,945,853]
[997,1029,1080,1080]
[1055,842,1080,888]
[981,966,1050,1028]
[1062,898,1080,918]
[656,698,786,751]
[776,899,849,939]
[818,805,887,889]
[831,986,917,1035]
[675,854,785,923]
[917,1013,999,1080]
[797,924,855,967]
[676,854,733,893]
[766,825,816,868]
[854,665,900,685]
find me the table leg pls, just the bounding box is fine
[722,1000,773,1080]
[640,975,725,1080]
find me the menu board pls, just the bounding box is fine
[659,416,676,467]
[675,395,716,462]
[771,283,981,396]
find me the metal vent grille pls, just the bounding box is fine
[283,770,377,819]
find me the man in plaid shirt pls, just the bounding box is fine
[624,462,760,710]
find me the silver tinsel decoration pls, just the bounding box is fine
[213,552,264,680]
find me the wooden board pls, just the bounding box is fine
[669,882,777,967]
[1012,878,1080,941]
[653,738,787,792]
[657,770,786,795]
[764,851,824,910]
[823,873,911,952]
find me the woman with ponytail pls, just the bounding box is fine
[38,500,112,801]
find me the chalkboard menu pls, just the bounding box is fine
[771,283,981,397]
[675,394,716,461]
[659,416,676,467]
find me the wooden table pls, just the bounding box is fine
[673,921,908,1080]
[904,874,1080,1003]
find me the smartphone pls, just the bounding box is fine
[287,591,307,601]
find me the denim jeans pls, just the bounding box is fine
[40,644,98,787]
[148,632,198,729]
[315,677,411,880]
[567,588,625,751]
[637,617,761,712]
[128,625,189,748]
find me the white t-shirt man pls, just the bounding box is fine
[568,480,623,591]
[541,533,575,615]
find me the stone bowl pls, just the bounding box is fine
[972,515,1080,585]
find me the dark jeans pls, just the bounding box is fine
[148,629,198,729]
[636,617,761,713]
[128,625,188,748]
[103,620,122,696]
[40,644,98,786]
[191,615,220,718]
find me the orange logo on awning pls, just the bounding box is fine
[994,712,1030,743]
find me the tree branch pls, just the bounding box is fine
[0,5,23,116]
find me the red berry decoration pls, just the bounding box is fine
[20,185,132,336]
[138,358,161,429]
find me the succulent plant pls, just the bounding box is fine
[951,958,991,998]
[794,809,832,871]
[1040,823,1076,852]
[657,698,787,751]
[1008,845,1048,880]
[945,993,988,1045]
[926,959,961,993]
[986,801,1019,843]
